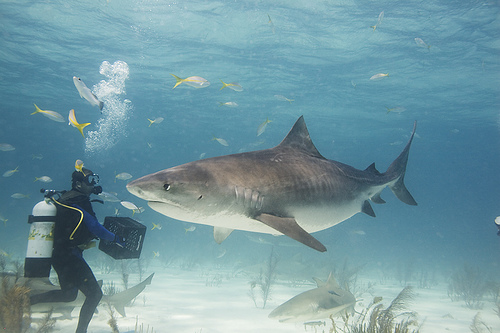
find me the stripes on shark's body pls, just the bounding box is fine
[127,116,417,252]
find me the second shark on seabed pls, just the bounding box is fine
[1,272,154,318]
[268,273,356,323]
[127,116,417,252]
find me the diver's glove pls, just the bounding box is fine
[114,234,126,248]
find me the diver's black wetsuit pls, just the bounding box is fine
[30,189,116,333]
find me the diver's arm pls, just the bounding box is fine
[76,205,115,241]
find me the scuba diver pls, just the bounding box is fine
[30,166,125,333]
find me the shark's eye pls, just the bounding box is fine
[164,184,171,191]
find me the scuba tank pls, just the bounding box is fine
[24,189,58,278]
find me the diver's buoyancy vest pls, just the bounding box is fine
[52,190,96,250]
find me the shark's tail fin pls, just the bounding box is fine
[107,273,154,317]
[386,121,417,206]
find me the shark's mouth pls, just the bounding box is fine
[148,200,183,210]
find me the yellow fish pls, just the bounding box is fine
[0,214,8,226]
[3,166,19,177]
[274,95,294,103]
[370,11,384,30]
[414,37,431,50]
[218,101,238,107]
[75,159,84,173]
[170,74,210,89]
[148,117,164,127]
[212,136,229,147]
[68,109,91,137]
[370,73,389,80]
[257,118,272,136]
[153,251,160,258]
[386,106,406,114]
[267,14,275,34]
[151,222,162,230]
[31,104,65,122]
[185,226,196,233]
[219,80,243,92]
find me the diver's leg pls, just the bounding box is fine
[30,254,79,305]
[74,258,102,333]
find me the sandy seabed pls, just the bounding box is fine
[28,260,500,333]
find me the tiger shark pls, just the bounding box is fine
[127,116,417,252]
[268,273,356,323]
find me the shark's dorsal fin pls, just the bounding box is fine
[364,163,382,175]
[276,116,325,159]
[312,277,325,288]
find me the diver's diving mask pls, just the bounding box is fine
[85,174,100,186]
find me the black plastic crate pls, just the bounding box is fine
[99,217,146,259]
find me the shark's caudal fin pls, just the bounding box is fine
[385,121,418,206]
[107,273,154,317]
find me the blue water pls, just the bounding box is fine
[0,0,499,313]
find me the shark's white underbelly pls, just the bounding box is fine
[148,198,363,235]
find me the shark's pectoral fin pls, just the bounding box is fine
[255,213,327,252]
[362,200,376,217]
[214,227,234,244]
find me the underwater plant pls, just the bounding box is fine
[106,303,120,333]
[248,247,279,309]
[0,255,6,273]
[330,286,420,333]
[333,259,365,297]
[395,258,415,287]
[447,264,486,309]
[134,315,156,333]
[103,281,121,296]
[469,312,492,333]
[121,260,130,289]
[0,276,31,333]
[33,308,56,333]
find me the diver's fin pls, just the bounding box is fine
[256,213,327,252]
[362,200,376,217]
[214,227,234,244]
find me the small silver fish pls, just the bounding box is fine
[370,73,389,80]
[218,102,238,107]
[3,167,19,177]
[185,225,196,233]
[11,193,29,199]
[0,144,15,152]
[34,176,52,183]
[115,172,133,181]
[73,76,104,111]
[98,192,121,202]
